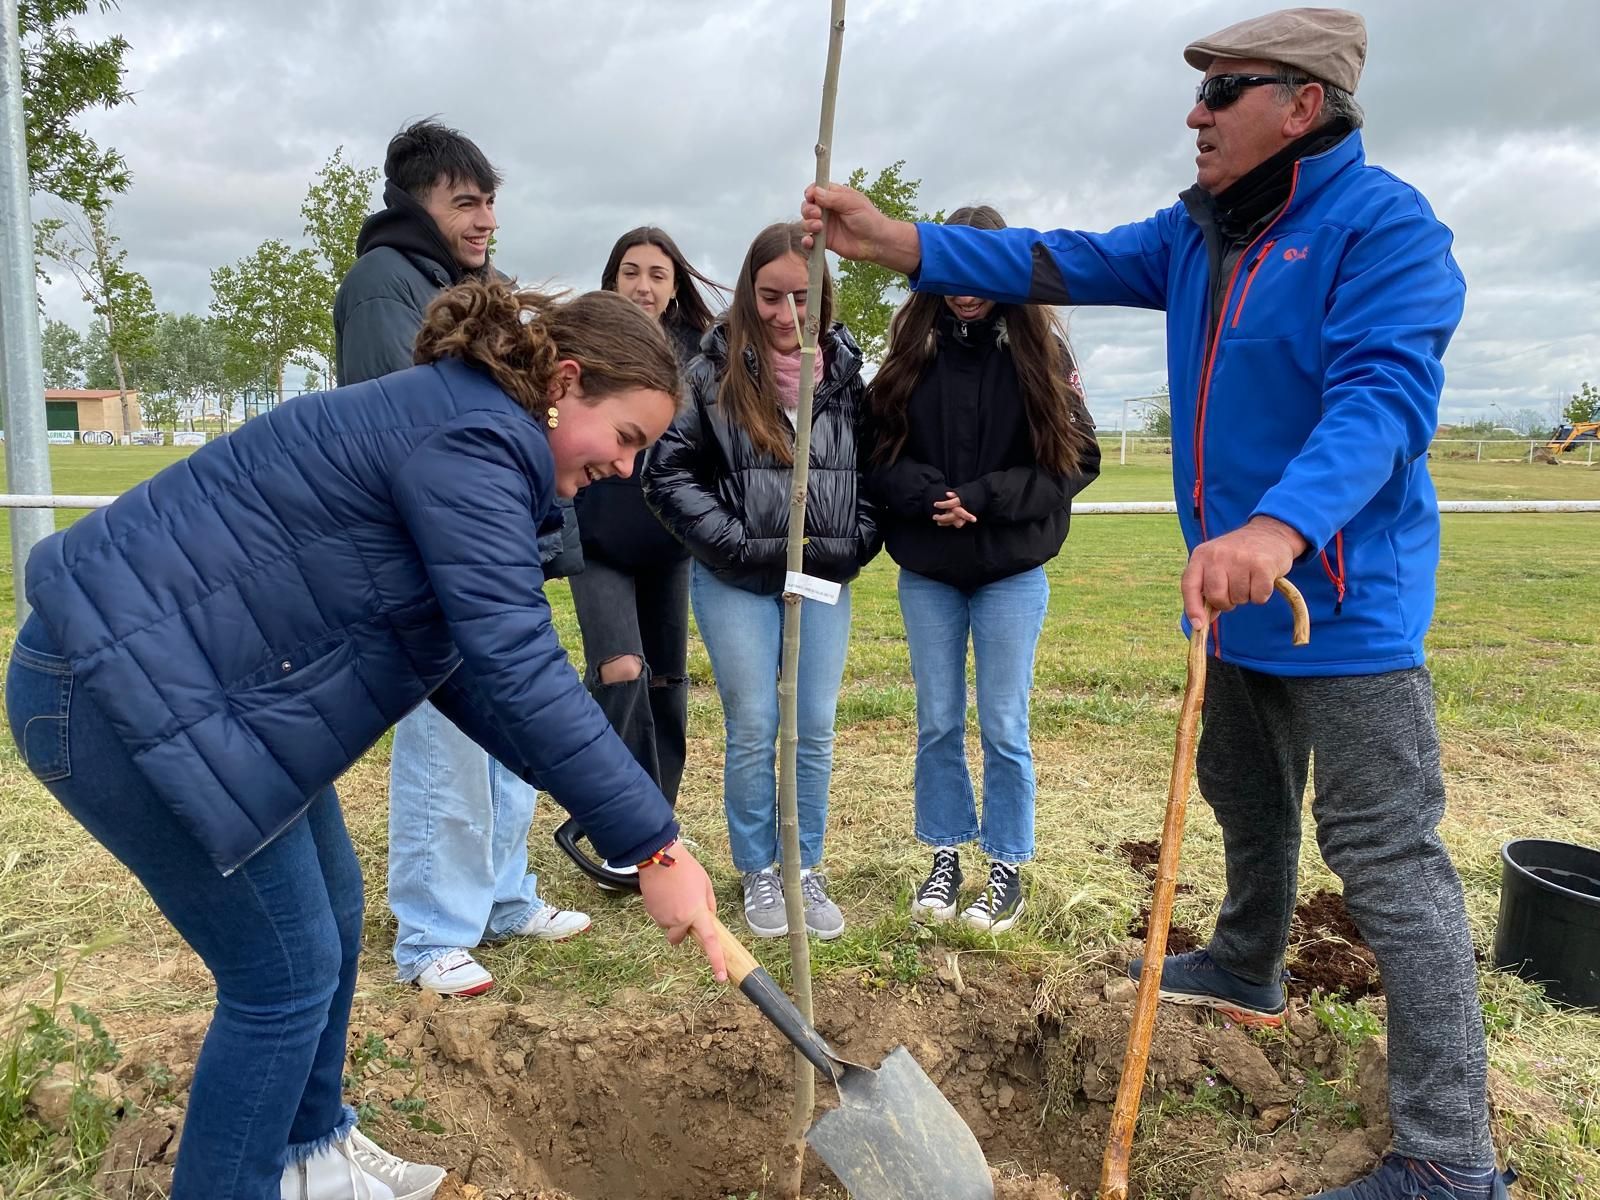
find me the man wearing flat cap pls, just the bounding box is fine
[804,8,1514,1199]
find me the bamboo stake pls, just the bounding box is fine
[776,4,847,1196]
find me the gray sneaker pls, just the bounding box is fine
[742,867,788,937]
[800,870,845,940]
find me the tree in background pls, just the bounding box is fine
[18,0,131,210]
[141,313,231,431]
[300,147,380,381]
[209,240,326,404]
[1505,407,1553,437]
[41,317,86,388]
[42,204,158,435]
[832,161,942,362]
[1564,382,1599,426]
[1141,384,1172,436]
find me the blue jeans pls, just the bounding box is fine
[690,562,853,873]
[5,614,361,1199]
[388,699,542,980]
[898,567,1049,864]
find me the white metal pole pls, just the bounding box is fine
[1120,398,1129,466]
[0,0,56,624]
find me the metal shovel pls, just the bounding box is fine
[711,917,993,1200]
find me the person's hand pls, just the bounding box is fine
[802,183,922,275]
[637,841,727,982]
[932,492,977,528]
[1181,516,1306,629]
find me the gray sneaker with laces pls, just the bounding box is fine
[800,870,845,940]
[742,867,788,937]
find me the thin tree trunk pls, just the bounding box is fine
[777,4,848,1196]
[88,212,134,442]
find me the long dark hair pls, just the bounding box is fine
[720,222,834,465]
[868,205,1095,475]
[600,226,726,344]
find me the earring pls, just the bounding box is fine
[546,406,559,429]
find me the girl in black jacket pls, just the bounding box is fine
[560,228,726,888]
[867,205,1100,934]
[643,222,880,941]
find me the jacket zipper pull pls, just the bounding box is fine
[1191,479,1201,519]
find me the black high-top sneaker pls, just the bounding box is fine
[912,848,963,922]
[961,861,1024,933]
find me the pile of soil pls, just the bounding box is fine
[1119,838,1203,956]
[1288,890,1383,1001]
[90,955,1404,1200]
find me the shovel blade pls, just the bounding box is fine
[806,1046,992,1200]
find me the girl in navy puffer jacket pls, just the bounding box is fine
[6,280,727,1200]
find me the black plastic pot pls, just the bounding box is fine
[1492,838,1600,1008]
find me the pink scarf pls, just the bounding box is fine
[768,346,825,411]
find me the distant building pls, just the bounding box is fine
[44,389,144,440]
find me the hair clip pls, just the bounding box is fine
[518,307,536,326]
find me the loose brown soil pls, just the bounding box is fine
[1288,889,1384,1001]
[89,956,1405,1200]
[1120,839,1202,956]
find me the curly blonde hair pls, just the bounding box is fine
[414,279,681,414]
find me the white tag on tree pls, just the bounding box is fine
[784,571,842,605]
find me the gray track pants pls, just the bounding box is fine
[1197,662,1493,1167]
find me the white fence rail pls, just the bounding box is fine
[3,495,1597,515]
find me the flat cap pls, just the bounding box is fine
[1185,8,1367,93]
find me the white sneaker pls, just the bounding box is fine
[281,1137,395,1200]
[414,949,494,997]
[347,1129,446,1200]
[514,904,591,940]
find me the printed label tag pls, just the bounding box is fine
[784,571,842,605]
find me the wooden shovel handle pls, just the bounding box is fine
[1099,579,1309,1199]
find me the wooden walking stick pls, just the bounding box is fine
[776,3,848,1196]
[1099,578,1310,1200]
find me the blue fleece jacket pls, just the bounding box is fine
[912,131,1466,675]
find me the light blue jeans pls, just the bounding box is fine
[388,699,542,980]
[690,561,853,874]
[898,566,1049,865]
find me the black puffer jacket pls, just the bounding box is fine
[573,321,701,571]
[642,322,881,595]
[867,312,1100,592]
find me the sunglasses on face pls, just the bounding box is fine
[1195,73,1294,111]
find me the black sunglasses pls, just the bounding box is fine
[1195,73,1294,111]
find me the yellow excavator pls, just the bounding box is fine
[1545,422,1600,456]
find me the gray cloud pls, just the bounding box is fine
[39,0,1600,426]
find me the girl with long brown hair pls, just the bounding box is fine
[643,222,881,941]
[866,205,1100,934]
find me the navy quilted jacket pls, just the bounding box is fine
[24,359,678,874]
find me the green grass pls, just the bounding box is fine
[1,445,1597,1196]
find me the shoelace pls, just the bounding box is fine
[320,1138,378,1200]
[747,870,782,909]
[347,1130,408,1185]
[433,948,476,975]
[920,853,959,903]
[969,864,1017,915]
[800,871,831,906]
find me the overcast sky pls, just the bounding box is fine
[36,0,1600,428]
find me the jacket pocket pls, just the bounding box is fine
[7,642,73,783]
[227,638,357,714]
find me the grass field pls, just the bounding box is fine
[2,444,1597,1196]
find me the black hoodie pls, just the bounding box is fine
[865,311,1100,592]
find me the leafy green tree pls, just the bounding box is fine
[832,161,943,361]
[141,313,230,431]
[40,317,85,387]
[1564,382,1599,426]
[42,204,157,434]
[300,147,380,380]
[209,239,326,403]
[18,0,132,211]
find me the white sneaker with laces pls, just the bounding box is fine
[514,904,592,940]
[414,948,494,997]
[347,1129,446,1200]
[280,1136,395,1200]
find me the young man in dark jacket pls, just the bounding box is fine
[334,120,588,998]
[805,9,1512,1200]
